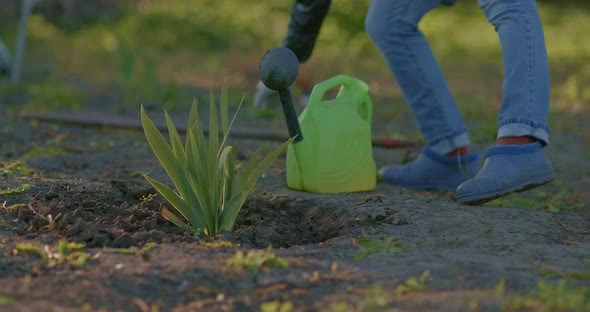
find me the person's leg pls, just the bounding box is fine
[366,0,468,154]
[366,0,478,191]
[457,0,553,204]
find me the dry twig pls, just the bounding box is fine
[353,194,387,206]
[549,217,590,235]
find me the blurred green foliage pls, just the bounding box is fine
[0,0,588,117]
[1,0,589,62]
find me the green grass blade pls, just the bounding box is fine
[240,149,260,179]
[186,170,214,235]
[218,146,234,174]
[221,145,238,202]
[208,89,221,234]
[245,138,295,191]
[189,102,209,184]
[161,208,198,234]
[219,92,244,151]
[218,145,235,217]
[186,99,199,148]
[188,99,198,128]
[225,145,238,204]
[141,106,203,226]
[186,128,211,212]
[209,89,220,156]
[144,175,203,230]
[164,110,187,168]
[186,129,206,186]
[219,190,250,231]
[141,106,187,188]
[186,127,217,235]
[186,109,209,185]
[221,138,294,230]
[220,84,229,140]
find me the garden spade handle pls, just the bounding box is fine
[258,47,303,143]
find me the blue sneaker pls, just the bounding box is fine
[379,148,479,192]
[456,142,554,205]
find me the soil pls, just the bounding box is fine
[0,80,589,312]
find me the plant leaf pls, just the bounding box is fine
[186,128,212,223]
[144,175,204,230]
[208,89,220,234]
[141,106,187,192]
[218,145,235,215]
[246,139,295,191]
[186,170,214,234]
[218,145,235,174]
[236,148,260,188]
[165,110,187,169]
[161,208,198,234]
[219,91,244,151]
[220,138,294,230]
[220,84,229,140]
[141,106,203,227]
[223,145,238,207]
[219,190,250,231]
[187,99,198,132]
[141,88,294,237]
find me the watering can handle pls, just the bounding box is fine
[308,74,353,107]
[360,88,373,124]
[307,74,372,123]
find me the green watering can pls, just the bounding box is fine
[287,74,377,193]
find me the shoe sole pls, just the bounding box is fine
[457,177,554,205]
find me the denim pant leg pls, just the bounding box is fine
[365,0,469,155]
[478,0,551,144]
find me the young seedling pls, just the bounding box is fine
[0,201,27,211]
[535,267,590,280]
[15,238,91,267]
[321,302,354,312]
[260,301,294,312]
[200,240,235,249]
[353,230,403,262]
[487,182,587,212]
[0,296,16,305]
[0,183,31,195]
[395,270,431,295]
[21,146,66,159]
[324,284,394,311]
[359,284,393,310]
[141,86,294,237]
[0,161,34,177]
[38,212,62,230]
[494,278,506,296]
[507,279,590,311]
[226,246,289,273]
[116,242,158,256]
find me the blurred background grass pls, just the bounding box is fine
[0,0,588,207]
[0,0,589,132]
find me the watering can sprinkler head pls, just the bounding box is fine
[259,47,299,91]
[258,47,303,142]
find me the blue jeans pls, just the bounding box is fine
[365,0,550,154]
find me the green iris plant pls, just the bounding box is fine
[141,86,294,237]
